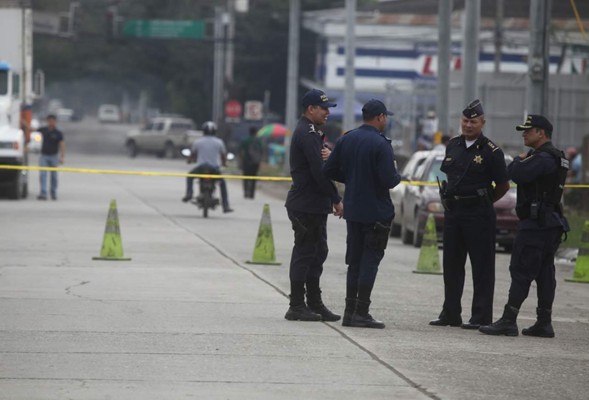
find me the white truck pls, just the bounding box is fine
[0,3,37,199]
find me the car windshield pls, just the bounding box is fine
[426,159,446,182]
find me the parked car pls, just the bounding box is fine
[390,150,433,236]
[97,104,121,123]
[56,107,74,122]
[125,115,201,159]
[399,151,518,250]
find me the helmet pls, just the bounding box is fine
[202,121,217,136]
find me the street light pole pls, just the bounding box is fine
[212,6,226,126]
[462,0,480,105]
[284,0,301,173]
[437,0,452,137]
[343,0,356,132]
[527,0,551,115]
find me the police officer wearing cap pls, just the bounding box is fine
[324,99,401,329]
[430,99,510,329]
[284,89,344,322]
[480,115,569,338]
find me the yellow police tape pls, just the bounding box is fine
[2,164,589,188]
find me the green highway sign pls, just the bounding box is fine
[122,20,205,39]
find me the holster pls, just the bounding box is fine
[368,222,391,250]
[292,215,321,244]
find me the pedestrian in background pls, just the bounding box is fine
[284,88,343,322]
[238,126,263,199]
[38,114,65,200]
[430,99,510,330]
[480,115,569,338]
[324,99,401,329]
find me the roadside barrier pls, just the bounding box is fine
[565,220,589,283]
[413,213,442,275]
[92,199,131,261]
[246,203,281,265]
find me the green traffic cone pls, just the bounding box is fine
[246,204,281,265]
[565,220,589,283]
[92,199,131,261]
[413,213,442,275]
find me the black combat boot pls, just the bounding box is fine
[478,305,519,336]
[284,280,321,321]
[342,297,357,326]
[346,285,385,328]
[347,299,385,329]
[522,308,555,338]
[305,278,341,322]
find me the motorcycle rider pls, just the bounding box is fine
[182,121,233,213]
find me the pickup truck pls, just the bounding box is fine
[125,116,202,159]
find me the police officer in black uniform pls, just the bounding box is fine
[430,99,510,329]
[284,89,344,322]
[480,115,569,338]
[324,99,401,329]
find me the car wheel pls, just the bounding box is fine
[401,221,413,245]
[164,142,177,159]
[126,141,138,158]
[8,171,23,199]
[413,215,423,248]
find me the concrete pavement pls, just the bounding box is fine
[1,152,588,399]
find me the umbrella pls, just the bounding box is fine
[256,123,289,138]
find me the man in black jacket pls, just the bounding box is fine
[480,115,569,338]
[284,89,343,322]
[324,99,401,329]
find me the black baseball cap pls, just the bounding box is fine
[515,114,553,134]
[462,99,484,118]
[301,89,337,108]
[362,99,394,117]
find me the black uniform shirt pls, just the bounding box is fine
[508,142,566,230]
[441,134,508,196]
[285,116,341,214]
[39,127,64,155]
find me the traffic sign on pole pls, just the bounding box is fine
[122,20,205,39]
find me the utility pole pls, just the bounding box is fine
[527,0,551,115]
[225,0,235,85]
[494,0,504,73]
[284,0,300,173]
[343,0,356,132]
[462,0,480,105]
[212,6,226,126]
[437,0,452,137]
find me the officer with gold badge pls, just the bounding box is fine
[429,99,510,330]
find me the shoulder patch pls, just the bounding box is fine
[486,140,500,152]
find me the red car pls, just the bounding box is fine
[399,152,518,251]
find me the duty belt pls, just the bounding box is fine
[445,195,482,208]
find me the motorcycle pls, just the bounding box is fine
[194,165,220,218]
[181,149,220,218]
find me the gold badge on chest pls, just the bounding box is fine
[473,155,483,164]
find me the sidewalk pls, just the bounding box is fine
[0,154,431,400]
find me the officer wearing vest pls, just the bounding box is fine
[284,89,344,322]
[430,99,510,330]
[480,115,569,338]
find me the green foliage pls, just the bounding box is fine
[32,0,367,123]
